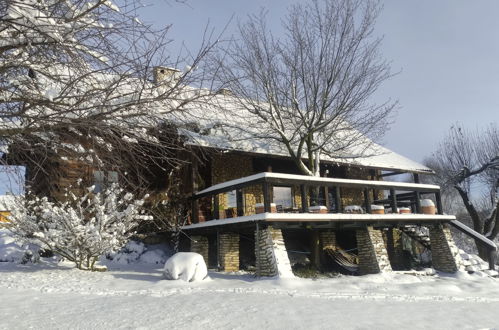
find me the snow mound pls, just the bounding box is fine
[106,240,171,265]
[163,252,207,282]
[459,249,498,277]
[0,229,39,263]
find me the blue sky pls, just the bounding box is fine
[138,0,499,161]
[2,0,498,194]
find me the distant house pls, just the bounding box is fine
[6,67,496,276]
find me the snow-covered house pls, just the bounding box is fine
[8,66,496,276]
[157,66,496,276]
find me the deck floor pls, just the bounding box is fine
[182,213,456,230]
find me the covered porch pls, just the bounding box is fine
[182,172,496,275]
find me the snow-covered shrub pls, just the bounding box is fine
[0,229,40,263]
[8,183,149,271]
[106,240,171,265]
[163,252,207,282]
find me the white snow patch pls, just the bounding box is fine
[163,252,208,282]
[421,199,435,207]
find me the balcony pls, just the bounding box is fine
[183,172,456,230]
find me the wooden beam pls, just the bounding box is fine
[415,191,421,213]
[324,186,330,210]
[236,189,244,216]
[263,182,271,213]
[334,187,341,213]
[300,184,308,213]
[435,191,443,215]
[213,194,220,220]
[380,171,404,177]
[364,188,372,214]
[390,189,397,213]
[191,155,199,223]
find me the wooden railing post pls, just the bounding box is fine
[213,194,220,219]
[192,198,199,223]
[363,188,371,214]
[414,191,421,213]
[334,187,341,213]
[300,184,308,213]
[324,186,330,210]
[435,191,443,215]
[390,189,397,213]
[263,181,271,212]
[236,189,244,216]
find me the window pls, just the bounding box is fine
[226,190,237,208]
[93,170,118,193]
[273,186,293,209]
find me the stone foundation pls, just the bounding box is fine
[255,226,294,277]
[356,226,392,275]
[219,233,240,272]
[190,235,209,263]
[429,224,462,273]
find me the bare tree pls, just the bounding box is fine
[0,0,220,217]
[210,0,395,177]
[425,124,499,259]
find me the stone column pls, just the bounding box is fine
[219,233,240,272]
[255,226,294,277]
[320,230,337,250]
[190,236,209,263]
[384,228,406,270]
[429,224,461,273]
[356,226,392,275]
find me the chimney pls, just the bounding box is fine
[153,66,181,84]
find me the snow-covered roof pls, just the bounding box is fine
[195,172,440,196]
[171,93,433,174]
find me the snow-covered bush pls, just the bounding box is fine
[163,252,207,282]
[0,229,40,263]
[8,183,149,271]
[106,240,171,265]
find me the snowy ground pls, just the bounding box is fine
[1,260,499,330]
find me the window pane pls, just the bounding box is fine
[226,190,237,208]
[273,187,293,208]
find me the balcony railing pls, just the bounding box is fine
[190,172,445,224]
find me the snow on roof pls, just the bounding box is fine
[171,93,433,174]
[195,172,440,196]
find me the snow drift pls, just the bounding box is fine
[163,252,207,282]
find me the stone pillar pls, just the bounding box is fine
[190,236,209,263]
[255,226,294,277]
[219,233,240,272]
[429,224,461,273]
[356,226,392,275]
[320,230,337,250]
[384,228,406,270]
